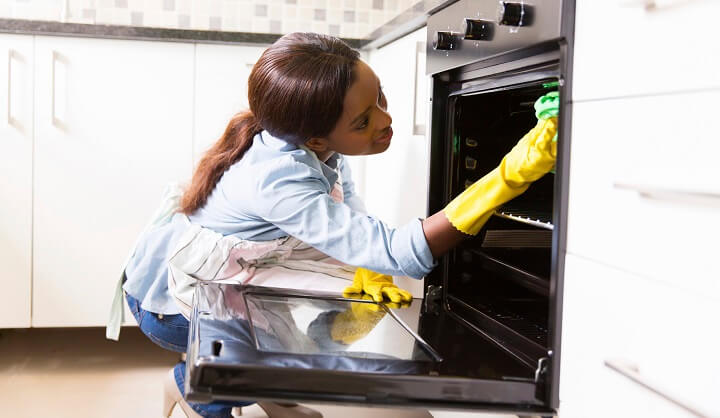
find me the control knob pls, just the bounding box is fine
[462,18,494,41]
[498,2,535,27]
[432,31,458,50]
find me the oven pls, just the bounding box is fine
[185,1,575,416]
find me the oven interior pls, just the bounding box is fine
[437,79,558,369]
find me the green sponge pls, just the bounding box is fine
[534,90,559,173]
[535,91,559,125]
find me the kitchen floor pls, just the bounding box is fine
[0,327,513,418]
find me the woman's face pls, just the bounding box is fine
[305,60,393,159]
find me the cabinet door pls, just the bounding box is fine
[0,34,33,328]
[193,43,266,164]
[560,254,719,417]
[366,27,428,297]
[32,36,194,327]
[573,0,720,101]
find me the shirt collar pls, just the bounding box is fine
[260,130,341,186]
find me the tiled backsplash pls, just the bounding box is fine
[0,0,418,38]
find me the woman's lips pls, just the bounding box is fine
[375,127,393,144]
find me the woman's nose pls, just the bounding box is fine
[375,105,392,128]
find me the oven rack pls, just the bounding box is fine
[494,208,553,230]
[447,294,548,366]
[472,249,549,296]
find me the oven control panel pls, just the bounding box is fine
[427,0,563,75]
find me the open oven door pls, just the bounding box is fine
[185,283,555,416]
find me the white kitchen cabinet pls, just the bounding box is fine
[560,254,720,417]
[566,91,720,295]
[193,43,266,164]
[0,34,33,328]
[365,27,429,298]
[32,36,194,327]
[573,0,720,101]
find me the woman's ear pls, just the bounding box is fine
[304,137,330,153]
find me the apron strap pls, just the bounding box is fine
[106,182,185,341]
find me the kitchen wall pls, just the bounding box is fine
[0,0,418,38]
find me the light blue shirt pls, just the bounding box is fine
[124,131,436,314]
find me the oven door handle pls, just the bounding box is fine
[604,358,709,417]
[613,181,720,205]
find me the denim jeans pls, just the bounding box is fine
[125,292,188,352]
[125,292,252,417]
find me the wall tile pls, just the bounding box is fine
[0,0,415,39]
[209,15,221,30]
[81,8,95,20]
[269,19,281,33]
[298,6,312,21]
[130,10,142,25]
[177,13,190,28]
[251,18,269,32]
[268,3,281,17]
[327,8,340,23]
[284,4,296,18]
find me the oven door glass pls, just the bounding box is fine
[185,283,552,414]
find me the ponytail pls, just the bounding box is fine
[179,110,261,214]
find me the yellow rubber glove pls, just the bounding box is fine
[443,117,558,235]
[330,295,408,345]
[343,267,413,303]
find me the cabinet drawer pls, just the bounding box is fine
[560,254,720,417]
[573,0,720,101]
[566,91,720,294]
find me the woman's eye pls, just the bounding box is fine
[356,117,369,130]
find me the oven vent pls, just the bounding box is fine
[481,230,552,248]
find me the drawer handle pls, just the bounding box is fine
[619,0,694,11]
[604,358,710,417]
[613,181,720,204]
[51,50,69,129]
[7,49,17,128]
[51,50,60,127]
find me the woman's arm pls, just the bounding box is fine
[421,211,468,258]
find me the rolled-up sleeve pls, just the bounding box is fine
[250,159,436,279]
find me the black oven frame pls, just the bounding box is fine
[425,34,575,410]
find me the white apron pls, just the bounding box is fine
[107,164,356,339]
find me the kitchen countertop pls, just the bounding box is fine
[0,0,454,49]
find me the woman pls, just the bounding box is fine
[115,32,558,418]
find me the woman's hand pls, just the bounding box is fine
[500,117,558,187]
[343,267,413,303]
